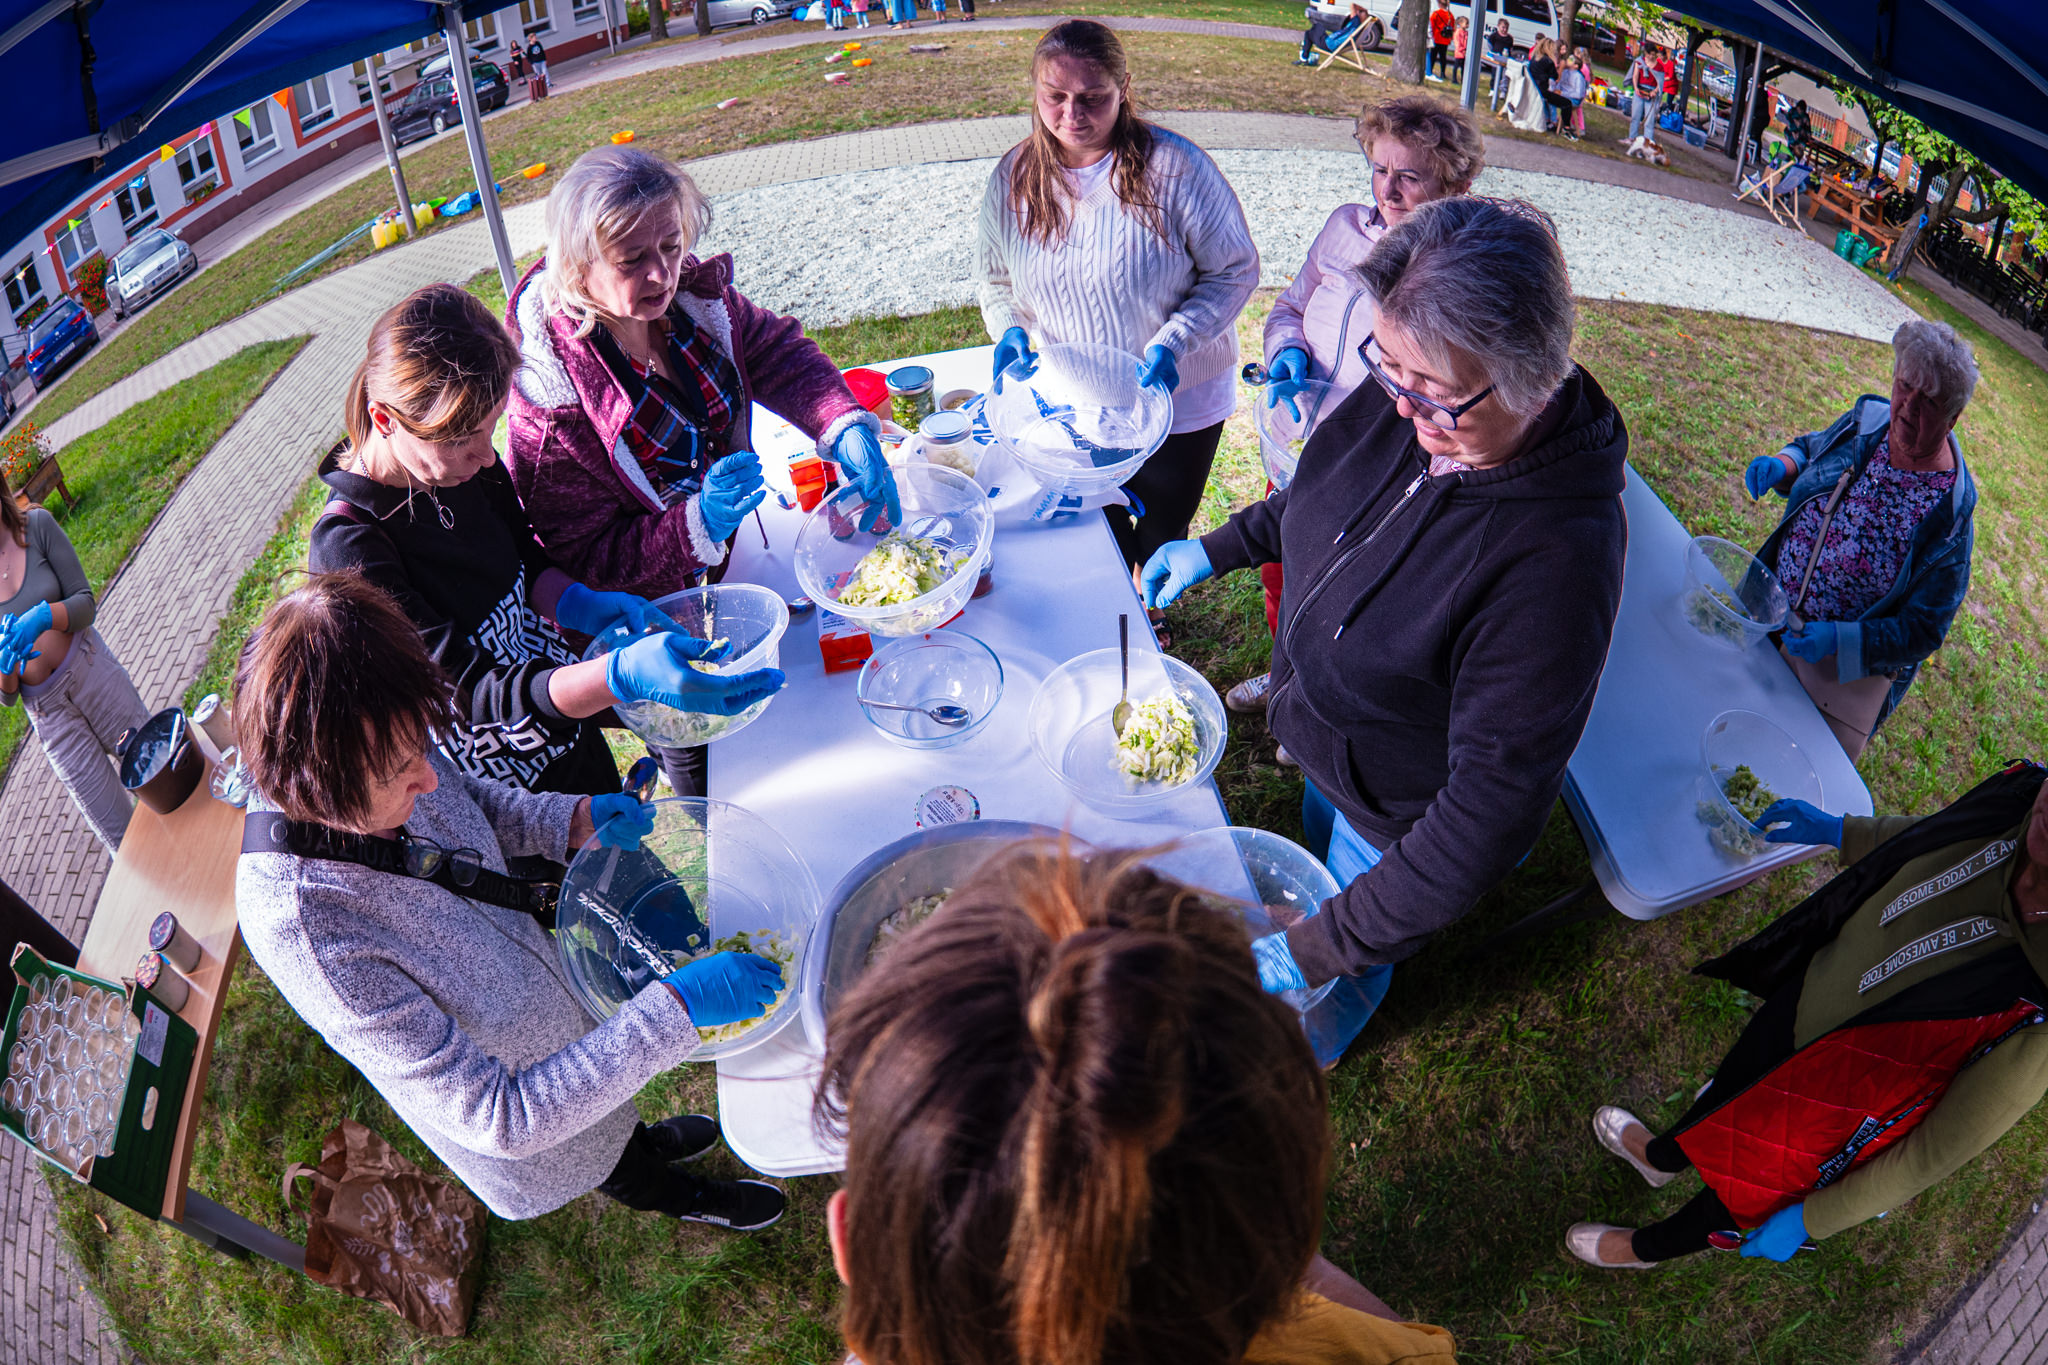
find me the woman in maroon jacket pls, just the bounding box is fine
[504,146,894,604]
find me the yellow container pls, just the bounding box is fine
[413,202,435,229]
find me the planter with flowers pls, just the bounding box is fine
[74,255,110,316]
[2,422,74,511]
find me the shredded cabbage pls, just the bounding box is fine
[1113,691,1201,787]
[865,892,950,968]
[693,928,795,1045]
[839,534,964,607]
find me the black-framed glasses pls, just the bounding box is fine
[1356,332,1495,432]
[399,833,484,888]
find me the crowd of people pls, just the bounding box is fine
[0,15,2018,1361]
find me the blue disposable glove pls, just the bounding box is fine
[1265,346,1311,418]
[0,616,33,677]
[1251,932,1308,994]
[665,951,785,1028]
[1744,453,1792,501]
[832,424,901,533]
[5,600,53,655]
[698,452,766,543]
[554,583,680,638]
[1783,621,1839,662]
[589,793,657,850]
[1137,344,1180,394]
[1139,539,1213,609]
[1755,798,1843,848]
[991,326,1037,395]
[606,632,781,716]
[1738,1202,1810,1261]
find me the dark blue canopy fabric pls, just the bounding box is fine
[1670,0,2048,202]
[0,0,500,247]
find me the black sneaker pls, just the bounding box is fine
[680,1178,786,1232]
[641,1115,719,1164]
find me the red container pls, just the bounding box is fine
[844,368,890,417]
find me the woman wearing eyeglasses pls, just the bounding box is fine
[1142,197,1629,1064]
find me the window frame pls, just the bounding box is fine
[115,177,160,233]
[519,0,554,32]
[174,138,219,197]
[235,99,281,165]
[54,216,98,273]
[293,74,336,133]
[463,11,501,51]
[3,257,46,318]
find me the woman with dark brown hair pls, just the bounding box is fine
[816,845,1457,1364]
[0,468,150,850]
[975,19,1259,592]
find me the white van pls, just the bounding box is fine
[1307,0,1559,60]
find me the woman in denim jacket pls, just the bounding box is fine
[1745,320,1979,752]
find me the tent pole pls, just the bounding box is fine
[601,0,618,54]
[1734,39,1765,187]
[1459,0,1486,110]
[366,52,415,238]
[442,9,518,298]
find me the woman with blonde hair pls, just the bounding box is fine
[310,284,781,825]
[975,19,1259,598]
[817,844,1458,1363]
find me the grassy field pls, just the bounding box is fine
[0,338,305,777]
[46,279,2048,1363]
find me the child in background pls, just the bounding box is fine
[1452,17,1469,84]
[930,0,947,20]
[1555,51,1589,141]
[851,0,870,24]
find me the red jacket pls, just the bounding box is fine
[1429,7,1454,43]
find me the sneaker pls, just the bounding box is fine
[1276,745,1298,768]
[1225,672,1273,713]
[641,1114,719,1164]
[681,1178,786,1231]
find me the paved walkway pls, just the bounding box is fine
[1,16,2038,1365]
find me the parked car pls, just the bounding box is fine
[1311,0,1558,60]
[108,228,198,320]
[390,59,509,144]
[24,300,98,392]
[712,0,798,26]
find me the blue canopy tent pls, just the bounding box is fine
[1666,0,2048,204]
[0,0,524,297]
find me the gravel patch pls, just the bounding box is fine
[699,148,1915,343]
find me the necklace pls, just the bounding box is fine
[352,442,454,529]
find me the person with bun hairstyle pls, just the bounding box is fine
[817,842,1458,1364]
[310,284,781,831]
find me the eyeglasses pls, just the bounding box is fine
[1355,333,1494,431]
[399,833,484,888]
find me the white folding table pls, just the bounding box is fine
[709,345,1233,1177]
[1563,466,1874,920]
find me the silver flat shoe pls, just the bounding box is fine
[1593,1105,1677,1188]
[1566,1222,1659,1270]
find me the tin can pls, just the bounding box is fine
[886,365,937,430]
[134,951,191,1010]
[148,912,202,973]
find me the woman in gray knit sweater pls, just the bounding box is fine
[975,20,1259,593]
[232,572,787,1229]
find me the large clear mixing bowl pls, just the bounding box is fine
[1142,826,1339,1015]
[794,462,994,637]
[1252,378,1341,490]
[985,342,1172,497]
[579,583,788,748]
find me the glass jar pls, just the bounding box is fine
[886,365,936,430]
[914,410,975,477]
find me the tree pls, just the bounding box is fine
[694,0,711,39]
[1390,0,1429,84]
[649,0,668,40]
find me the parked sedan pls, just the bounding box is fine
[709,0,798,26]
[390,60,509,144]
[24,300,98,392]
[108,228,199,319]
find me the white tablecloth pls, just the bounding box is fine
[1563,466,1873,919]
[711,345,1232,1176]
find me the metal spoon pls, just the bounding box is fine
[861,698,974,728]
[1112,613,1133,737]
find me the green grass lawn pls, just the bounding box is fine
[0,338,306,778]
[46,281,2048,1363]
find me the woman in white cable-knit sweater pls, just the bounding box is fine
[975,19,1259,598]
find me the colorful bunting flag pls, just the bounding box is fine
[159,145,174,161]
[272,90,289,109]
[232,109,252,127]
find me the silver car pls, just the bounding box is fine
[109,228,199,320]
[703,0,797,27]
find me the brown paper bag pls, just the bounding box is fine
[282,1118,487,1336]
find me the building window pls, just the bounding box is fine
[115,176,159,233]
[463,12,500,50]
[572,0,603,21]
[350,58,395,106]
[54,216,98,273]
[234,99,280,165]
[293,75,335,133]
[4,258,46,321]
[520,0,553,31]
[174,139,219,198]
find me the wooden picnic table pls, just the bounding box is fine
[1808,173,1900,250]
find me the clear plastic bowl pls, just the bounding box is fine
[985,342,1172,497]
[794,463,994,637]
[1696,709,1824,859]
[580,583,789,748]
[1027,648,1227,820]
[1682,536,1788,649]
[856,630,1004,749]
[556,797,818,1060]
[1252,378,1342,490]
[1142,826,1339,1014]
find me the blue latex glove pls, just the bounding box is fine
[698,452,766,543]
[5,600,53,654]
[665,951,785,1028]
[832,425,901,533]
[1137,344,1180,394]
[589,793,657,850]
[606,632,781,716]
[1251,932,1308,994]
[554,583,680,638]
[1139,539,1213,609]
[1755,798,1843,848]
[1783,621,1839,662]
[1738,1202,1809,1261]
[991,326,1037,395]
[1744,454,1792,501]
[1265,346,1311,418]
